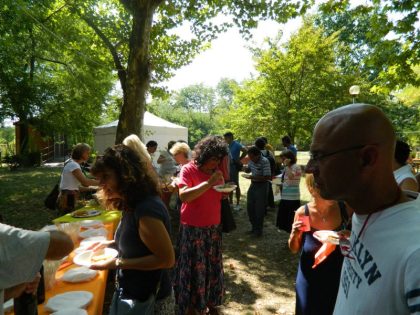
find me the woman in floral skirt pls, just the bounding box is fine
[173,136,228,315]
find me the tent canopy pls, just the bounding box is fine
[93,112,188,154]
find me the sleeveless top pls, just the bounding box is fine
[295,202,350,315]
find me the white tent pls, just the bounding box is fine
[93,111,188,154]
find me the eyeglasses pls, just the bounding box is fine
[309,144,376,163]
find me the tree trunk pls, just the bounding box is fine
[115,1,157,144]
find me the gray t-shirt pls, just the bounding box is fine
[0,224,50,314]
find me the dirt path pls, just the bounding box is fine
[222,215,299,314]
[221,179,300,315]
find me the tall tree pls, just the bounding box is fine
[0,0,114,149]
[69,0,312,143]
[315,0,420,92]
[220,19,366,147]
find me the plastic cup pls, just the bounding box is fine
[298,215,311,232]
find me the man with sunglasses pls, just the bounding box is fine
[306,104,420,315]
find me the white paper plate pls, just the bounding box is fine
[79,228,108,239]
[313,230,340,245]
[61,267,98,283]
[73,248,118,267]
[80,220,103,229]
[213,184,237,193]
[45,291,93,312]
[52,310,87,315]
[4,299,13,312]
[80,236,107,246]
[272,177,283,185]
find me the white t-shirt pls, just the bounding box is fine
[59,160,82,190]
[394,164,417,186]
[333,192,420,315]
[0,224,50,315]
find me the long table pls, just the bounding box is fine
[9,208,121,315]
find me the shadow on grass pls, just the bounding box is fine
[221,207,299,314]
[0,167,61,229]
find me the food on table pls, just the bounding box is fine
[71,209,101,218]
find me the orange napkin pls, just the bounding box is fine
[312,243,336,268]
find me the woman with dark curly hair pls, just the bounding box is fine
[173,136,228,315]
[89,145,175,315]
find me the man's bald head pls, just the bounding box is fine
[308,104,399,212]
[314,104,395,154]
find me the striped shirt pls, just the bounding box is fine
[282,164,301,200]
[248,156,271,180]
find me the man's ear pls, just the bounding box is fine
[360,145,379,169]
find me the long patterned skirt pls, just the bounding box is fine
[173,224,224,315]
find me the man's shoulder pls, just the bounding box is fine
[232,140,243,148]
[260,156,270,165]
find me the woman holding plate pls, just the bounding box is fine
[173,135,228,315]
[288,174,352,315]
[89,145,175,315]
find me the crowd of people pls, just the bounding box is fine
[1,103,419,315]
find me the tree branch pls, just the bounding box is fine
[35,56,68,67]
[78,12,127,90]
[42,3,69,23]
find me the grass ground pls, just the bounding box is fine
[0,165,311,315]
[0,166,61,228]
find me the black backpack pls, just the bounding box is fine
[262,150,276,176]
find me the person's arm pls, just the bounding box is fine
[249,159,272,182]
[45,230,74,260]
[284,162,301,180]
[157,152,166,164]
[90,217,175,270]
[288,207,305,254]
[4,283,27,301]
[72,168,99,187]
[178,170,223,203]
[4,272,41,300]
[239,146,248,160]
[399,178,419,192]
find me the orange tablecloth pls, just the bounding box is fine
[37,223,115,315]
[8,209,121,315]
[38,265,109,315]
